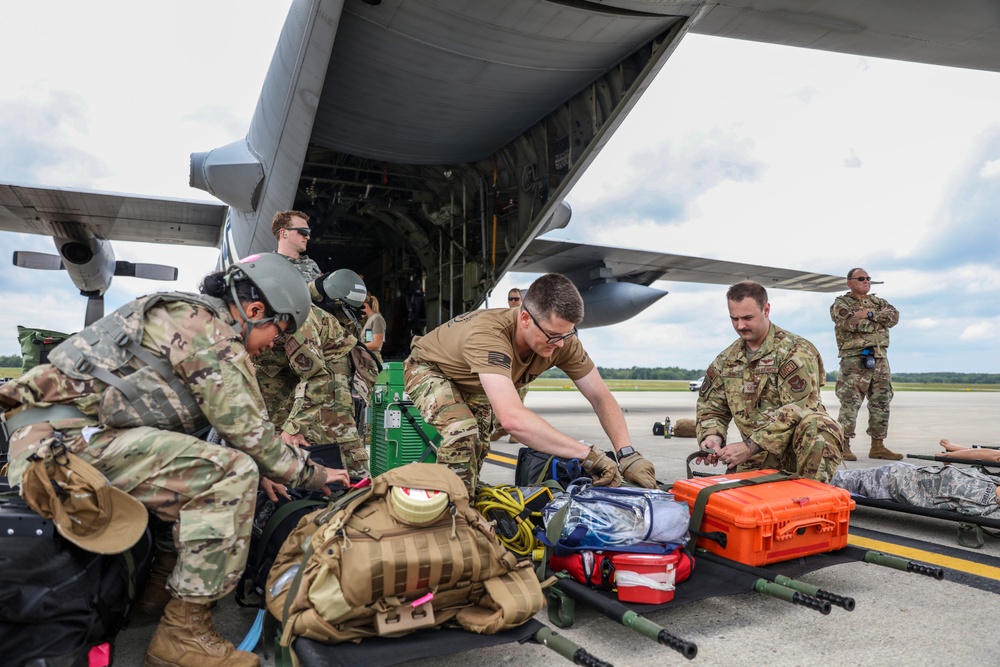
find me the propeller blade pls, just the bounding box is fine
[13,251,65,271]
[85,295,105,326]
[115,261,179,281]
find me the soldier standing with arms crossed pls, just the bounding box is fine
[830,268,902,461]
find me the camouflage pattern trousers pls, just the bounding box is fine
[836,355,893,440]
[7,421,257,604]
[736,406,844,483]
[832,463,999,517]
[402,359,494,494]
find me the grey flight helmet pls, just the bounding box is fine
[318,269,367,308]
[226,253,311,336]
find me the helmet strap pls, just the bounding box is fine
[229,280,279,347]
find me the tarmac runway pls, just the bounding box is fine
[115,389,1000,667]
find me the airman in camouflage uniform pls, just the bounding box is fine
[255,305,368,475]
[696,281,842,483]
[0,255,348,667]
[404,274,651,494]
[265,210,368,475]
[830,267,901,461]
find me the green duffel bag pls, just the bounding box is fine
[17,325,74,373]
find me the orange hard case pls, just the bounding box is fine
[671,470,855,566]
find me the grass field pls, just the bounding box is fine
[1,367,998,392]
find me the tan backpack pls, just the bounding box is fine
[266,463,544,648]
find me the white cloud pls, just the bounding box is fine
[980,159,1000,179]
[959,321,997,343]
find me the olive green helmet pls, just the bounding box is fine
[317,269,367,308]
[226,253,311,334]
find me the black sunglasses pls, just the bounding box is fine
[852,276,872,282]
[508,296,521,302]
[523,306,577,344]
[286,227,311,238]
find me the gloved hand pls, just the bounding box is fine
[582,443,622,487]
[619,450,657,488]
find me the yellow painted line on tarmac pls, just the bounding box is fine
[486,452,518,466]
[849,534,1000,582]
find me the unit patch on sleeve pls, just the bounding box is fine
[788,374,805,393]
[293,352,314,372]
[778,360,800,379]
[487,351,512,371]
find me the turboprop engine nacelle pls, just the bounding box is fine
[578,282,667,329]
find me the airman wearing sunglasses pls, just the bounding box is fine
[272,210,322,281]
[831,268,902,461]
[404,273,656,493]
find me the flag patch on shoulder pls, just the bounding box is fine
[487,351,512,370]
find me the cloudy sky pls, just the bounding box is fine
[2,2,998,373]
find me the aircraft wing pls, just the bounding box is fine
[513,238,844,293]
[0,183,227,246]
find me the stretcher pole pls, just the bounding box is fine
[695,548,854,611]
[846,546,945,579]
[533,626,614,667]
[549,574,698,659]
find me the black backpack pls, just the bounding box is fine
[0,484,152,667]
[513,446,585,489]
[234,443,345,609]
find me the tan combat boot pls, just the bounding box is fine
[134,548,178,618]
[869,438,903,461]
[842,439,857,462]
[143,598,260,667]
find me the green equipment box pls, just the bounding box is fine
[369,361,439,476]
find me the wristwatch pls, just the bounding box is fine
[867,311,874,320]
[617,445,636,459]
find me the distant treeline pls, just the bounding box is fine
[2,356,998,384]
[541,367,704,380]
[541,367,1000,384]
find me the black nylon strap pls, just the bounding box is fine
[397,402,441,462]
[686,467,795,551]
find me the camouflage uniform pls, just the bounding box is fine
[830,292,899,439]
[287,255,322,282]
[255,305,367,475]
[404,308,593,493]
[696,324,843,482]
[832,464,999,517]
[0,299,329,603]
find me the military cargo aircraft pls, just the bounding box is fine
[3,0,1000,354]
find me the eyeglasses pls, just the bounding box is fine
[523,306,577,344]
[286,227,311,238]
[508,297,521,302]
[852,276,872,282]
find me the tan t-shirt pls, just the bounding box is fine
[411,308,594,395]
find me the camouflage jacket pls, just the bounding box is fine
[830,292,898,357]
[0,298,327,491]
[287,254,322,282]
[255,305,357,437]
[696,324,827,454]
